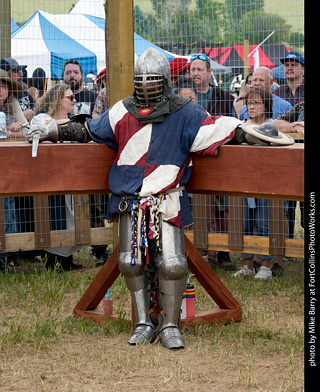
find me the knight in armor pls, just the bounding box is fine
[27,48,294,349]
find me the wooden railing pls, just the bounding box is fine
[0,142,304,258]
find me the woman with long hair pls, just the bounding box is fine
[31,84,84,270]
[34,83,76,121]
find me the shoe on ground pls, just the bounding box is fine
[207,257,218,269]
[217,251,236,270]
[271,263,284,277]
[232,265,255,277]
[253,260,261,273]
[255,266,273,280]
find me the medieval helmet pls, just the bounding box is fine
[134,48,172,105]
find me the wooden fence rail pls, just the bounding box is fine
[0,142,304,258]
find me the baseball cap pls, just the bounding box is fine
[280,51,304,66]
[170,57,190,77]
[0,58,27,73]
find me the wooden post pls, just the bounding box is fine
[228,196,244,250]
[33,195,51,248]
[105,0,134,106]
[243,39,249,79]
[104,0,134,244]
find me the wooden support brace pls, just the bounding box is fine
[73,235,242,327]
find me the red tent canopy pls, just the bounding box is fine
[201,44,291,74]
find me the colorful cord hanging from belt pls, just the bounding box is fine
[130,199,140,267]
[130,195,162,267]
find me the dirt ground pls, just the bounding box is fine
[0,328,304,392]
[0,256,305,392]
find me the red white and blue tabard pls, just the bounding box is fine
[86,100,242,228]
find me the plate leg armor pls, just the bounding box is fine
[158,278,186,349]
[118,213,156,345]
[124,274,157,345]
[155,220,188,349]
[118,213,188,349]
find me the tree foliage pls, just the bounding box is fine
[133,0,296,50]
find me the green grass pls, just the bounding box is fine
[0,253,304,350]
[0,253,304,391]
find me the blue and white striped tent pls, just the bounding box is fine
[11,10,175,80]
[11,11,97,79]
[11,18,19,34]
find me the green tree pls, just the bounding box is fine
[289,32,304,48]
[225,0,264,20]
[194,0,225,46]
[241,10,291,45]
[134,5,152,35]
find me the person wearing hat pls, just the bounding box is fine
[273,51,304,108]
[273,52,304,254]
[0,69,29,138]
[170,57,190,89]
[0,58,36,122]
[92,68,107,119]
[0,69,30,271]
[96,68,106,89]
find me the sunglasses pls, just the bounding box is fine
[190,54,211,66]
[64,95,75,101]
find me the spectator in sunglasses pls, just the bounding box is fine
[31,83,86,271]
[34,84,76,122]
[190,53,236,270]
[190,54,234,116]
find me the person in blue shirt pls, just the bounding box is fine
[239,67,292,121]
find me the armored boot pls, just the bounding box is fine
[125,275,157,345]
[158,278,186,349]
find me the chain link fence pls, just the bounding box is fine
[1,0,304,265]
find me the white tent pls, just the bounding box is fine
[11,11,97,79]
[11,10,175,79]
[40,10,175,73]
[70,0,105,19]
[36,10,107,74]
